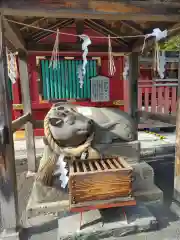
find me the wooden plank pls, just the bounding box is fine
[32,19,74,42]
[69,171,132,203]
[106,159,116,169]
[157,87,163,113]
[171,87,177,113]
[81,162,87,172]
[138,110,176,125]
[94,161,102,171]
[144,88,149,112]
[75,19,84,43]
[138,87,142,111]
[164,87,170,114]
[12,112,31,132]
[118,157,132,169]
[85,19,128,47]
[151,86,157,113]
[2,2,180,22]
[0,14,20,237]
[70,198,136,212]
[27,42,130,53]
[113,158,123,169]
[18,52,36,173]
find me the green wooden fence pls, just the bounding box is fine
[8,78,13,100]
[40,59,97,100]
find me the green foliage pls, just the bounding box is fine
[160,35,180,51]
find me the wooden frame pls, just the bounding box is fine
[1,0,180,239]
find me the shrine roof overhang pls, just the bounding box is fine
[1,0,180,53]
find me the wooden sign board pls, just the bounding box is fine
[91,75,109,102]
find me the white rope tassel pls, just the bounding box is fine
[108,35,116,76]
[49,28,60,69]
[78,34,91,88]
[141,28,167,78]
[53,153,69,189]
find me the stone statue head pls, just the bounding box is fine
[48,103,94,147]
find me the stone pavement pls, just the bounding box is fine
[14,131,176,161]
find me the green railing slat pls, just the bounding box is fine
[75,60,80,99]
[50,63,55,99]
[41,60,47,99]
[93,60,97,76]
[8,79,13,100]
[71,60,76,98]
[68,60,73,99]
[86,61,90,98]
[60,60,65,99]
[45,60,50,99]
[57,61,61,99]
[41,59,97,100]
[53,66,58,99]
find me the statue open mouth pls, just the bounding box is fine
[76,129,89,134]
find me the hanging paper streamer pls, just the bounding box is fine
[49,28,60,69]
[108,35,116,76]
[77,34,91,88]
[142,28,167,79]
[6,48,17,84]
[155,49,165,79]
[77,65,84,89]
[53,153,69,189]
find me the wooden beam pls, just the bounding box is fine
[0,15,20,239]
[138,111,176,125]
[18,52,37,173]
[126,0,180,9]
[132,22,180,52]
[12,112,31,132]
[31,18,74,42]
[2,5,180,22]
[75,19,84,43]
[85,19,128,47]
[20,17,45,31]
[174,51,180,202]
[27,42,130,53]
[3,17,26,51]
[129,52,139,140]
[120,20,144,34]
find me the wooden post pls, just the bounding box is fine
[174,51,180,202]
[129,52,139,140]
[18,52,37,173]
[0,15,20,239]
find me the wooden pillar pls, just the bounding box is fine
[129,52,139,140]
[28,55,39,103]
[18,52,37,173]
[0,16,20,239]
[174,51,180,202]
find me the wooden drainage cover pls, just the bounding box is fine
[68,157,135,210]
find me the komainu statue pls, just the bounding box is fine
[36,103,136,190]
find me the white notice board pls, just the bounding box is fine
[91,75,110,102]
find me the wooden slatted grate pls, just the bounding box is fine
[70,157,130,173]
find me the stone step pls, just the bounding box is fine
[134,183,163,203]
[57,203,158,240]
[132,161,154,188]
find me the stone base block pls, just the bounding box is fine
[57,203,158,240]
[134,183,163,203]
